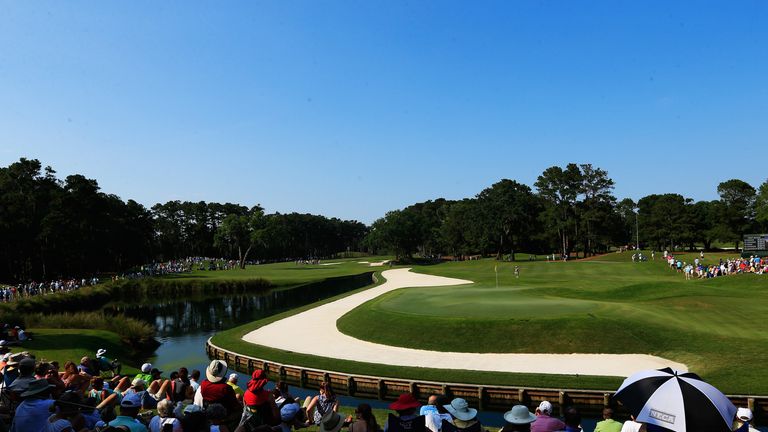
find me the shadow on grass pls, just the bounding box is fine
[24,331,150,365]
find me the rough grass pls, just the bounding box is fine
[336,251,768,394]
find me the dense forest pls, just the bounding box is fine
[2,158,767,282]
[0,158,367,282]
[365,165,768,260]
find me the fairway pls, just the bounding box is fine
[336,252,768,393]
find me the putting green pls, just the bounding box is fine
[337,252,768,393]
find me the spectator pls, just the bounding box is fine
[181,403,209,432]
[594,408,622,432]
[148,399,182,432]
[109,392,148,432]
[189,369,202,392]
[8,356,37,399]
[304,382,339,426]
[562,407,581,432]
[348,403,380,432]
[227,373,244,401]
[733,408,759,432]
[530,401,564,432]
[318,411,346,432]
[385,393,424,432]
[196,360,240,422]
[420,395,453,432]
[500,405,537,432]
[442,398,481,432]
[208,403,231,432]
[619,415,645,432]
[239,369,279,431]
[10,378,54,432]
[45,390,86,432]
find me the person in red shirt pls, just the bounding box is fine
[199,360,241,427]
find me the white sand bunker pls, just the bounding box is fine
[368,260,390,267]
[319,262,342,266]
[243,268,687,377]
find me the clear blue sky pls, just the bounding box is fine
[1,1,766,223]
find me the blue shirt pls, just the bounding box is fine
[109,415,149,432]
[11,398,53,432]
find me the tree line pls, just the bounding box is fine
[3,157,768,282]
[0,158,367,282]
[363,163,768,260]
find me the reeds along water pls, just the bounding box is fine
[12,312,158,349]
[8,278,273,313]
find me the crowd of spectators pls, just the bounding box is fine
[665,253,767,279]
[0,353,759,432]
[0,257,238,303]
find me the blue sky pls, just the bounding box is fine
[1,1,766,223]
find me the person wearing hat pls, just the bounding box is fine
[593,408,622,432]
[442,398,481,432]
[733,407,759,432]
[2,353,24,387]
[500,405,537,432]
[385,393,425,432]
[238,369,279,431]
[196,360,240,418]
[228,373,245,401]
[318,410,346,432]
[96,348,122,376]
[530,401,564,432]
[9,378,54,432]
[46,390,87,431]
[135,363,154,385]
[108,392,148,432]
[7,356,37,399]
[181,403,209,431]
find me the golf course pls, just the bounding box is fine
[215,251,768,395]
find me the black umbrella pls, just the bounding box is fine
[613,368,737,432]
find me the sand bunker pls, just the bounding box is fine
[242,268,687,377]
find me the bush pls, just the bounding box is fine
[22,312,158,349]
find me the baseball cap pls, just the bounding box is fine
[537,401,553,415]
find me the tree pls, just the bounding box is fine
[755,179,768,231]
[213,206,265,269]
[477,180,540,260]
[637,194,692,251]
[716,179,756,249]
[577,164,616,256]
[535,164,583,257]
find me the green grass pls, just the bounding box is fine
[169,256,393,285]
[10,328,143,375]
[211,270,623,391]
[335,251,768,394]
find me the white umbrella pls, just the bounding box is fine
[613,368,736,432]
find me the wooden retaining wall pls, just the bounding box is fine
[206,339,768,422]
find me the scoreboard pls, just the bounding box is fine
[743,234,768,257]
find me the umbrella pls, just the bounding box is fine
[613,367,737,432]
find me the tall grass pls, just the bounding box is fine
[0,277,270,350]
[22,312,158,349]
